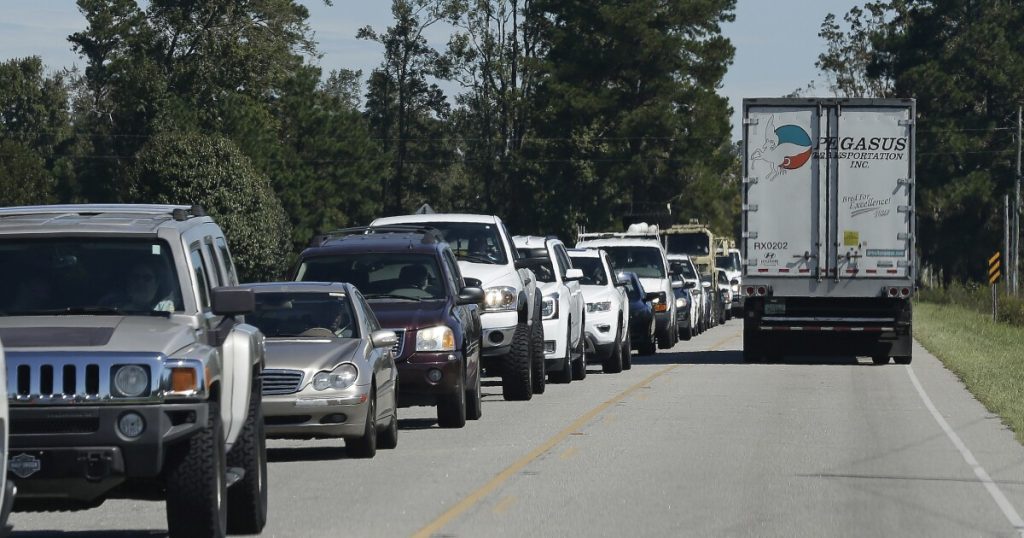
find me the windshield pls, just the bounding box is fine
[516,248,556,283]
[603,247,666,279]
[296,253,447,301]
[670,260,697,280]
[383,222,507,265]
[716,253,741,272]
[249,292,358,338]
[568,256,608,286]
[0,238,184,315]
[666,233,710,256]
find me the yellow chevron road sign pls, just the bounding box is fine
[989,252,1002,284]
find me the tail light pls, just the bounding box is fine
[745,286,755,296]
[756,286,768,296]
[900,287,911,297]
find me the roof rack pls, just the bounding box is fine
[310,224,445,247]
[0,204,207,222]
[577,231,661,241]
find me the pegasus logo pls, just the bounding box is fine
[750,115,813,180]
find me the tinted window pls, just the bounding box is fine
[516,248,556,283]
[296,253,447,301]
[249,292,358,338]
[670,260,697,280]
[603,247,666,279]
[666,234,710,256]
[0,238,184,315]
[215,237,239,286]
[716,253,741,272]
[204,241,222,288]
[718,271,730,285]
[190,248,211,310]
[380,222,508,265]
[568,256,608,286]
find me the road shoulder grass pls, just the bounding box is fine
[914,302,1024,443]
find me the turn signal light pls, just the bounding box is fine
[171,368,198,392]
[654,303,669,313]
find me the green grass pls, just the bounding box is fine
[915,302,1024,443]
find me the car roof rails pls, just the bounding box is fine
[0,204,207,221]
[310,225,445,247]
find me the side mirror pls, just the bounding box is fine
[683,281,697,290]
[671,280,683,289]
[371,329,398,349]
[701,281,712,289]
[614,278,628,287]
[644,292,661,303]
[565,268,584,281]
[457,286,485,305]
[464,277,483,288]
[211,287,255,316]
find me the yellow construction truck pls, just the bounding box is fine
[662,221,722,324]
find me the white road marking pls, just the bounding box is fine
[906,364,1024,536]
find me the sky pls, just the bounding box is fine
[0,0,857,142]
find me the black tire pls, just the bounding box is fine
[346,388,377,458]
[378,407,398,449]
[871,356,890,365]
[656,325,673,349]
[550,325,573,384]
[530,312,546,395]
[502,321,533,401]
[680,321,692,341]
[165,402,227,538]
[571,329,587,380]
[621,335,632,370]
[437,369,467,428]
[602,329,624,374]
[466,348,483,420]
[226,378,268,535]
[894,356,912,365]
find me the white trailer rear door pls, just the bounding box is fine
[831,106,914,278]
[743,106,825,277]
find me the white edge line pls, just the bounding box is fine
[906,364,1024,535]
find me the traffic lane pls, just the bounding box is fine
[7,326,690,537]
[439,321,1024,537]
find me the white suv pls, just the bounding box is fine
[716,248,743,316]
[566,248,631,372]
[514,236,585,383]
[577,225,678,350]
[371,214,545,400]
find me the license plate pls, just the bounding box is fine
[764,302,785,315]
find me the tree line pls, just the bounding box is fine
[0,0,739,282]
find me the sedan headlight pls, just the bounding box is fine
[587,301,611,313]
[542,294,558,319]
[113,365,149,397]
[416,325,456,352]
[312,363,358,391]
[484,286,518,312]
[675,295,688,309]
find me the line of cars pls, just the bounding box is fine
[0,206,697,537]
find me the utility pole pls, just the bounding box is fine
[1007,195,1012,295]
[1016,106,1021,295]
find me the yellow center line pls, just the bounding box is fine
[491,495,517,515]
[412,332,739,538]
[559,446,579,460]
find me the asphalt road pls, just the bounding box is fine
[11,319,1024,537]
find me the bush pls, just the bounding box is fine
[918,281,1024,328]
[129,132,292,282]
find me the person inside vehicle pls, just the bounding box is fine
[104,260,175,312]
[399,264,430,291]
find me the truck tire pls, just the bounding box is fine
[680,323,692,341]
[571,330,587,380]
[638,337,656,356]
[502,322,533,401]
[656,325,673,349]
[466,350,483,420]
[550,326,573,384]
[226,379,268,535]
[165,402,227,538]
[346,388,377,458]
[602,329,624,374]
[622,335,632,370]
[894,356,912,365]
[437,370,467,428]
[531,308,546,395]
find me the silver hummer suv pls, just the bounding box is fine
[0,205,267,537]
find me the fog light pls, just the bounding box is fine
[488,331,505,344]
[544,341,556,354]
[427,368,443,383]
[320,413,348,424]
[118,412,145,438]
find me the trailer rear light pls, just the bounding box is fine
[745,286,755,296]
[886,287,898,297]
[756,286,768,296]
[900,287,911,297]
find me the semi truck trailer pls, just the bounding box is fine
[741,98,915,364]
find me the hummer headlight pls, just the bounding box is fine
[113,365,149,397]
[416,325,456,352]
[484,286,518,312]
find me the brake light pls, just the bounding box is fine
[900,287,911,297]
[756,286,768,296]
[745,286,755,296]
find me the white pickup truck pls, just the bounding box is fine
[741,98,915,364]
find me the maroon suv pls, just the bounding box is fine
[293,226,484,428]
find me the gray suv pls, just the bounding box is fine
[0,205,267,537]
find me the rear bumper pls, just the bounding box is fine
[8,402,208,502]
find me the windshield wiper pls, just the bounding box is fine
[363,293,423,302]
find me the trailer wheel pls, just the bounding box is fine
[893,356,912,365]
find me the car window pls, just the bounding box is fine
[603,246,667,279]
[353,291,381,332]
[381,221,508,265]
[567,256,608,286]
[203,239,222,288]
[442,250,464,291]
[554,245,572,278]
[666,233,710,256]
[671,260,698,280]
[718,271,729,285]
[249,292,358,338]
[516,247,556,283]
[215,236,239,286]
[296,253,447,301]
[0,237,184,315]
[189,247,211,310]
